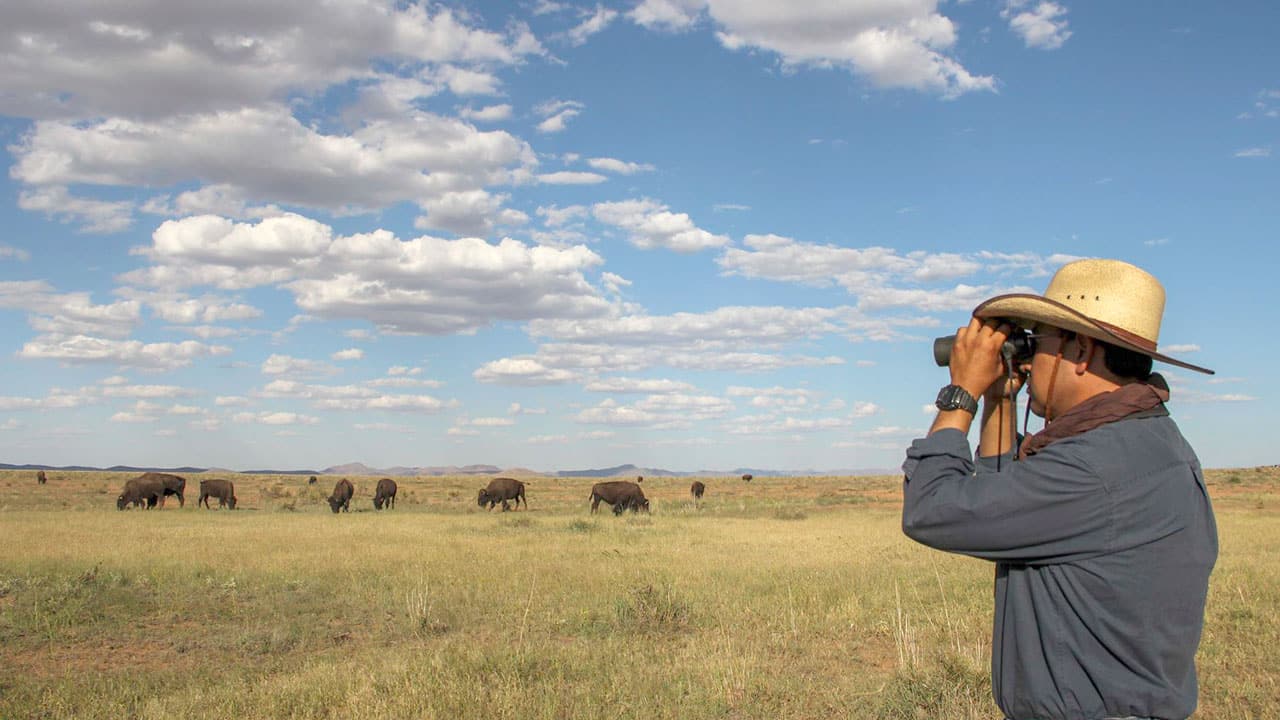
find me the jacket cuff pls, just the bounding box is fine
[902,428,971,478]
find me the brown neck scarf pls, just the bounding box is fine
[1019,373,1170,458]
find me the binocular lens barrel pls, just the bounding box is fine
[933,330,1033,367]
[933,336,956,367]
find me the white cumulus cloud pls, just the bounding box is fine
[629,0,704,31]
[696,0,995,98]
[586,157,656,175]
[593,199,729,253]
[566,6,620,46]
[1003,1,1072,50]
[18,335,230,370]
[121,214,614,336]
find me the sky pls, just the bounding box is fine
[0,0,1274,473]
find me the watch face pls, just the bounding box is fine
[936,385,975,412]
[936,386,958,410]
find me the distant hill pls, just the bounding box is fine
[723,467,899,478]
[556,463,652,478]
[0,463,208,473]
[323,462,378,476]
[497,467,541,477]
[319,463,506,477]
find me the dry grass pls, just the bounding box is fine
[0,467,1275,718]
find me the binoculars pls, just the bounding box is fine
[933,327,1035,367]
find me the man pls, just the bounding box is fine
[901,259,1218,720]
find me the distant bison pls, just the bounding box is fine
[308,475,317,485]
[199,478,237,510]
[636,475,643,483]
[590,481,649,515]
[741,473,753,482]
[36,470,47,485]
[373,478,397,510]
[691,480,706,500]
[328,479,354,513]
[117,475,166,510]
[478,477,526,512]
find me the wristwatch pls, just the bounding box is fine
[935,384,979,415]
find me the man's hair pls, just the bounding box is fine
[1057,330,1153,380]
[1098,341,1153,379]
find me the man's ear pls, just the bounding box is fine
[1075,336,1097,375]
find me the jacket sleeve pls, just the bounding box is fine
[901,428,1111,564]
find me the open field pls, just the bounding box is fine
[1,467,1278,719]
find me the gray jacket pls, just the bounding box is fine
[902,411,1217,720]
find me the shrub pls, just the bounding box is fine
[499,515,537,529]
[613,583,691,633]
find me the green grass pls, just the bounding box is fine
[0,468,1276,718]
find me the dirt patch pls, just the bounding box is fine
[4,638,200,679]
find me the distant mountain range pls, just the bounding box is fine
[0,463,212,474]
[0,461,897,477]
[322,462,519,477]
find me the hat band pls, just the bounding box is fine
[1093,319,1157,353]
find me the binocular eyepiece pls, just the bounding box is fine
[933,327,1034,367]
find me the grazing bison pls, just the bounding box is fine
[741,473,753,482]
[117,475,166,510]
[199,479,237,509]
[373,478,397,510]
[36,470,47,485]
[590,481,649,515]
[125,472,186,508]
[691,480,706,500]
[308,475,317,485]
[328,479,354,513]
[478,477,526,511]
[636,475,643,483]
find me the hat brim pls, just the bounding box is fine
[974,293,1214,375]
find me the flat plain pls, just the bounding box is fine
[1,467,1276,719]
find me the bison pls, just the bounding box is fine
[636,475,643,483]
[478,477,526,511]
[373,478,397,510]
[36,470,47,485]
[117,475,166,510]
[123,472,186,508]
[741,473,753,482]
[308,475,317,485]
[614,494,649,515]
[328,479,354,513]
[691,480,706,500]
[590,481,649,515]
[199,478,237,509]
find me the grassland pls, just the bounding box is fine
[1,467,1277,719]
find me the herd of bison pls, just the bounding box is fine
[32,470,755,515]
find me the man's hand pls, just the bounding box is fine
[948,317,1014,402]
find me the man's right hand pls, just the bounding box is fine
[948,317,1013,403]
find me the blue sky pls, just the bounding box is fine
[0,0,1272,472]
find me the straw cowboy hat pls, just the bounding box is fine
[973,258,1214,375]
